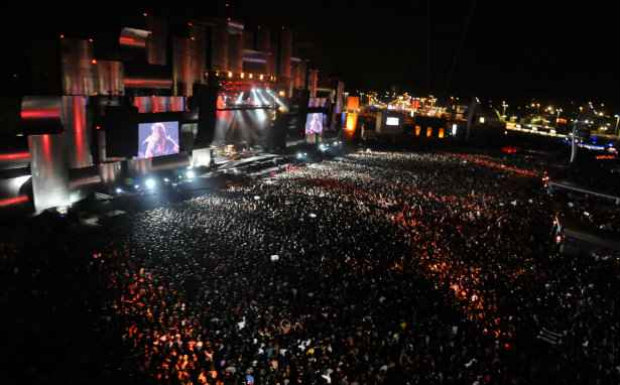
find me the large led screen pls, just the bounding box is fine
[305,113,326,135]
[138,121,180,159]
[386,117,400,126]
[213,109,272,147]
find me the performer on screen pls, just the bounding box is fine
[143,122,179,158]
[307,114,323,134]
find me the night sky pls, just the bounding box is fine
[236,0,619,108]
[2,1,619,108]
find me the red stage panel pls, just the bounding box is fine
[0,152,30,161]
[0,195,29,207]
[124,78,173,89]
[20,109,61,119]
[119,36,146,48]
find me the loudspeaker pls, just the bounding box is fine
[104,104,138,158]
[192,83,218,148]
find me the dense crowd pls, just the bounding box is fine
[90,150,619,384]
[2,214,134,384]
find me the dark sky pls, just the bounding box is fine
[234,0,619,108]
[2,1,619,108]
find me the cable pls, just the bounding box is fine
[446,0,477,93]
[426,0,431,93]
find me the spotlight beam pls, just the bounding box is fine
[235,92,245,105]
[252,89,270,107]
[265,89,287,109]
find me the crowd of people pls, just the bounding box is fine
[2,213,136,384]
[89,150,619,384]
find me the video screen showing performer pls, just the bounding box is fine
[305,113,325,135]
[138,121,180,159]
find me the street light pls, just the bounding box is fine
[501,101,508,117]
[570,120,578,164]
[614,114,620,137]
